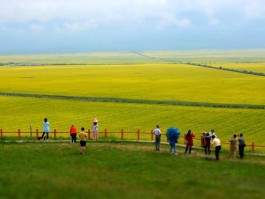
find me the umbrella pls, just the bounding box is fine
[166,127,180,140]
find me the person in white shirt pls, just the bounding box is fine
[41,118,50,141]
[152,125,162,151]
[212,135,221,160]
[209,129,216,137]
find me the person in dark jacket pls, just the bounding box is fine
[238,134,246,159]
[184,130,195,154]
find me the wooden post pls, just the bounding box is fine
[252,142,255,153]
[137,129,140,141]
[18,129,21,140]
[104,129,107,139]
[54,129,56,139]
[0,129,2,139]
[88,129,91,139]
[121,129,124,140]
[151,130,153,140]
[36,129,39,140]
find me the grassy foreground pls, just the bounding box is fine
[0,142,264,199]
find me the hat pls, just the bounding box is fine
[93,118,98,123]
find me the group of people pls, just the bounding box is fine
[69,118,99,154]
[40,117,99,154]
[41,118,246,158]
[153,126,246,160]
[227,133,246,159]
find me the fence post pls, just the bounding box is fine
[137,129,140,141]
[151,130,153,140]
[105,129,107,139]
[252,142,255,153]
[18,129,21,140]
[88,129,91,139]
[36,129,39,140]
[0,129,2,139]
[54,129,56,139]
[121,129,124,140]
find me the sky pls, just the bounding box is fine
[0,0,265,54]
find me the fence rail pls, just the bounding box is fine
[0,128,264,153]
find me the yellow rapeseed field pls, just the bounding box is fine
[0,64,264,105]
[0,51,264,151]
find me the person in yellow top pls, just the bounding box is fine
[79,127,87,154]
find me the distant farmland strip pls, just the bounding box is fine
[1,92,264,109]
[134,52,265,77]
[184,62,265,77]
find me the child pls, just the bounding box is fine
[92,118,99,140]
[79,127,87,154]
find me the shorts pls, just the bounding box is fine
[80,141,86,147]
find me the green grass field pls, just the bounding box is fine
[0,142,264,199]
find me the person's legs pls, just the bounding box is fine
[155,137,158,150]
[170,143,172,153]
[173,144,177,154]
[233,147,236,159]
[73,134,76,143]
[185,145,188,153]
[239,146,244,159]
[41,132,45,139]
[157,137,160,151]
[215,146,221,160]
[189,146,192,154]
[46,132,49,140]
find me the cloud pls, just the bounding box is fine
[243,0,265,19]
[1,0,265,54]
[28,24,43,31]
[1,0,264,31]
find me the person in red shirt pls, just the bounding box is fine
[70,125,77,143]
[184,130,195,154]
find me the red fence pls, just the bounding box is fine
[0,128,264,153]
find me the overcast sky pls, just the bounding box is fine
[0,0,265,54]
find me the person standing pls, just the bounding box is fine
[204,132,211,155]
[184,130,195,154]
[212,135,221,160]
[169,137,177,155]
[238,134,246,159]
[70,125,77,143]
[41,118,50,141]
[152,125,162,151]
[166,127,180,155]
[228,134,238,159]
[92,118,99,140]
[79,127,87,154]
